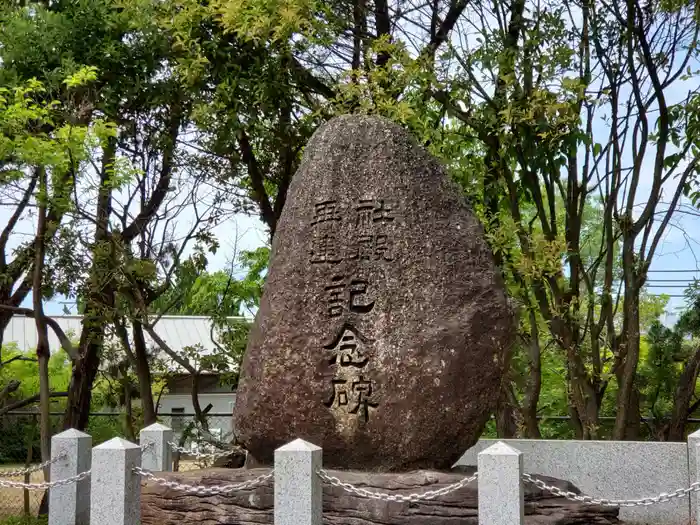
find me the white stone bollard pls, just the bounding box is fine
[478,441,524,525]
[91,437,142,525]
[49,429,92,525]
[274,438,322,525]
[139,422,173,472]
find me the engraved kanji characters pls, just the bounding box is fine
[347,198,396,262]
[325,275,346,317]
[347,376,378,421]
[324,326,378,423]
[311,196,396,422]
[323,275,374,318]
[324,328,368,367]
[324,376,378,423]
[371,200,396,224]
[311,232,343,264]
[326,379,349,407]
[310,200,344,264]
[311,200,342,225]
[355,200,375,229]
[346,234,395,262]
[373,234,392,262]
[310,197,398,265]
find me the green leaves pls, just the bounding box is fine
[63,66,98,88]
[214,0,333,44]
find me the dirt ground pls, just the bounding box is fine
[0,461,201,519]
[0,466,45,520]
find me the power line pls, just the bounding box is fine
[647,269,700,273]
[647,279,698,282]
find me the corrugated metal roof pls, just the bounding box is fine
[2,315,250,358]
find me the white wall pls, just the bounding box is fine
[457,438,690,525]
[157,393,236,442]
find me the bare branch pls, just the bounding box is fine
[0,391,68,416]
[0,305,78,360]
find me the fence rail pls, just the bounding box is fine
[5,424,700,525]
[0,411,234,519]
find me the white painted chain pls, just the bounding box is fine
[0,454,67,478]
[133,466,274,495]
[167,441,236,461]
[0,470,91,490]
[317,469,478,502]
[523,473,700,507]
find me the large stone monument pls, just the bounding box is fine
[141,116,619,525]
[233,114,515,471]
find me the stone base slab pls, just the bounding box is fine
[141,467,620,524]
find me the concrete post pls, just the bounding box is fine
[478,441,524,525]
[688,429,700,522]
[91,437,141,525]
[274,438,322,525]
[49,429,92,525]
[140,422,173,472]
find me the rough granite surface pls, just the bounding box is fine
[233,114,515,471]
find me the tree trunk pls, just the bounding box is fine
[114,318,157,426]
[624,387,642,440]
[495,384,518,438]
[133,320,156,425]
[63,138,116,431]
[23,417,35,517]
[567,350,599,439]
[522,311,542,438]
[63,342,102,430]
[191,373,209,432]
[141,469,620,525]
[123,373,136,441]
[614,256,641,440]
[32,166,51,481]
[0,313,11,359]
[667,346,700,441]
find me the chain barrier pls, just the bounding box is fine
[0,454,67,478]
[133,466,273,495]
[0,470,91,490]
[167,441,236,461]
[523,473,700,507]
[317,469,478,502]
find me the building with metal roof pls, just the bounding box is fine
[2,314,249,443]
[2,314,247,358]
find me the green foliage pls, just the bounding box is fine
[0,415,40,464]
[151,247,269,386]
[0,349,71,401]
[0,342,142,454]
[85,414,127,446]
[0,71,106,181]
